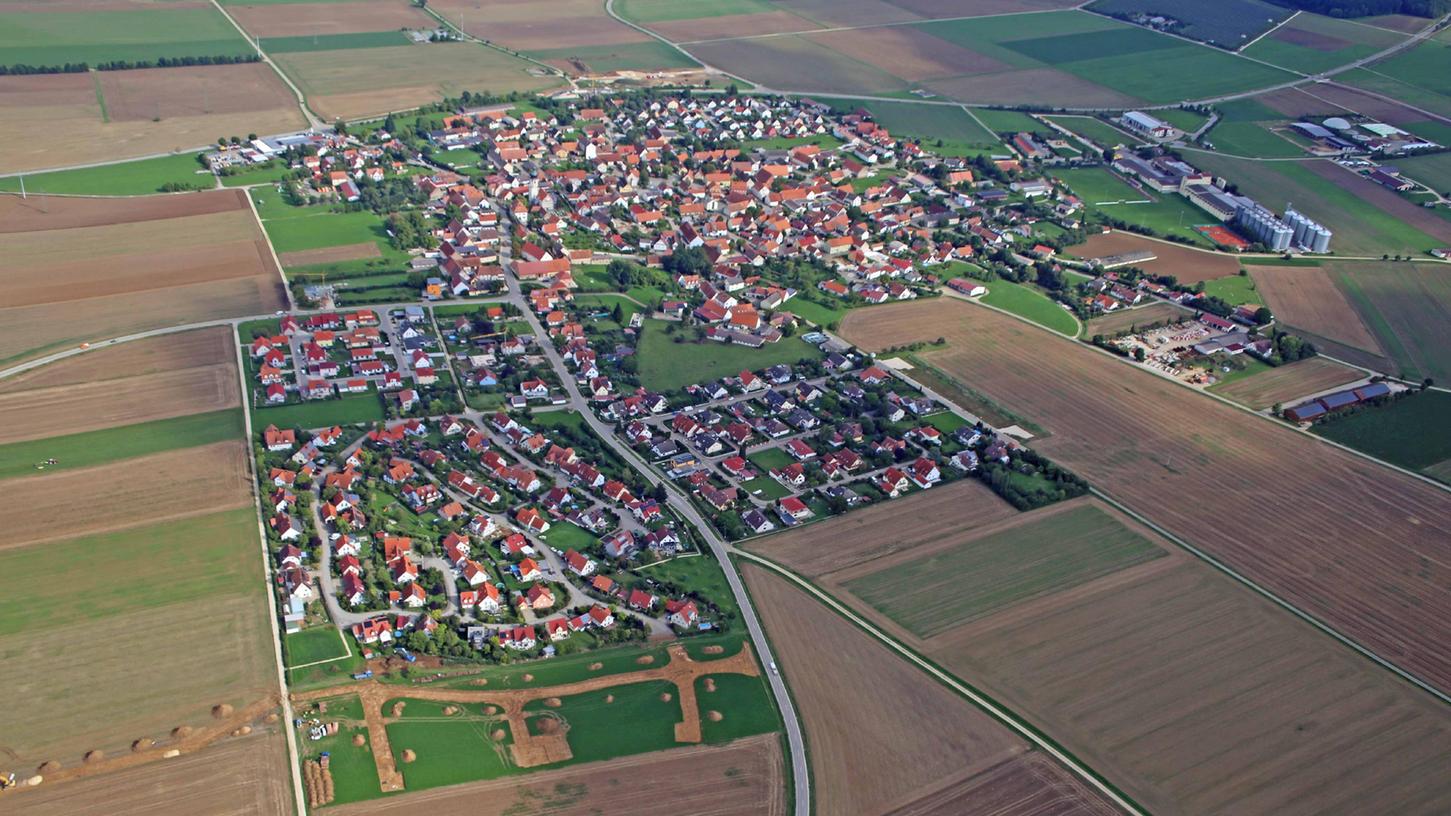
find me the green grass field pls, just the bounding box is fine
[1313,390,1451,477]
[1052,167,1213,245]
[385,715,515,790]
[298,718,381,805]
[283,626,352,668]
[1086,0,1288,48]
[695,673,778,743]
[251,391,385,429]
[1243,13,1406,74]
[1330,262,1451,384]
[971,108,1047,135]
[635,553,739,616]
[0,408,243,480]
[844,503,1164,637]
[259,31,411,54]
[739,134,844,151]
[523,679,681,766]
[818,97,1001,154]
[0,153,211,196]
[0,7,252,67]
[746,447,794,472]
[431,147,482,168]
[537,520,596,552]
[220,161,296,189]
[1047,115,1135,148]
[615,0,778,23]
[527,40,699,72]
[0,508,259,637]
[781,297,849,327]
[741,475,791,500]
[1203,273,1264,306]
[1392,151,1451,194]
[980,281,1078,336]
[1154,107,1209,132]
[250,189,393,255]
[635,321,824,391]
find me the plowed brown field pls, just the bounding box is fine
[327,734,784,816]
[0,326,234,394]
[228,0,435,38]
[1070,232,1240,283]
[841,298,1451,695]
[3,441,252,549]
[1251,265,1383,352]
[0,189,242,233]
[742,564,1121,816]
[0,361,239,442]
[430,0,650,49]
[806,26,1010,80]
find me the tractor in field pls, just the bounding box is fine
[0,772,16,791]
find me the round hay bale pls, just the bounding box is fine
[604,694,614,704]
[471,678,489,686]
[660,692,673,703]
[390,702,406,717]
[264,713,280,724]
[702,645,725,654]
[704,678,717,692]
[521,673,534,682]
[163,749,181,759]
[83,750,104,764]
[442,706,459,716]
[483,705,500,715]
[25,775,43,787]
[635,655,655,665]
[588,662,603,671]
[536,718,561,735]
[490,729,506,742]
[131,738,153,753]
[211,704,233,719]
[352,734,366,747]
[400,749,416,764]
[38,761,61,774]
[171,726,193,739]
[707,711,724,722]
[543,697,562,709]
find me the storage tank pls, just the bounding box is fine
[1310,225,1332,253]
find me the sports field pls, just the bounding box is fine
[0,7,252,67]
[635,320,824,391]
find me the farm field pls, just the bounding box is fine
[1201,98,1306,158]
[840,297,1451,697]
[843,501,1164,636]
[1065,231,1243,285]
[270,41,560,121]
[1312,390,1451,479]
[818,96,1001,154]
[1054,173,1218,247]
[1082,302,1191,338]
[324,734,785,816]
[1047,115,1137,148]
[688,35,911,97]
[980,280,1079,336]
[0,192,284,365]
[1191,152,1450,256]
[634,320,824,392]
[0,507,278,774]
[227,0,436,38]
[1084,0,1289,48]
[0,408,243,480]
[0,152,212,196]
[0,64,306,175]
[0,6,251,67]
[1393,150,1451,193]
[1250,264,1386,359]
[430,0,661,56]
[1209,356,1363,409]
[1341,30,1451,118]
[527,41,699,74]
[250,188,394,256]
[1202,273,1263,305]
[972,108,1049,135]
[1244,12,1406,74]
[741,562,1121,816]
[1327,261,1451,384]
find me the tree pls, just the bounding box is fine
[611,302,625,324]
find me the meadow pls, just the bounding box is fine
[1202,273,1263,306]
[0,7,252,68]
[250,390,385,428]
[980,280,1079,335]
[0,407,243,480]
[523,680,682,765]
[694,673,779,744]
[385,716,515,790]
[250,189,392,255]
[1312,390,1451,476]
[1202,98,1305,158]
[0,152,211,196]
[635,320,824,391]
[1053,167,1214,244]
[1047,115,1137,148]
[1243,12,1406,74]
[1085,0,1289,47]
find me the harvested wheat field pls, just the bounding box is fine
[805,26,1011,82]
[0,190,244,233]
[278,241,381,268]
[2,441,251,549]
[775,0,922,27]
[1211,356,1365,409]
[327,734,784,816]
[228,0,435,38]
[7,729,291,816]
[0,356,239,442]
[433,0,653,50]
[0,67,303,174]
[841,298,1451,695]
[1251,265,1384,352]
[0,326,235,395]
[742,564,1122,816]
[650,11,822,42]
[746,479,1017,577]
[1070,232,1240,284]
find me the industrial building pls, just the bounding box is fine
[1120,111,1176,140]
[1233,202,1332,253]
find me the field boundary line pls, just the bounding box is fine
[286,628,354,671]
[1240,10,1299,52]
[1085,485,1451,706]
[732,550,1149,816]
[232,334,308,816]
[245,188,296,311]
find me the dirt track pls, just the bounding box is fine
[841,298,1451,696]
[293,643,759,794]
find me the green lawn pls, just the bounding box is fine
[635,553,739,616]
[1203,274,1263,306]
[1052,167,1216,245]
[1313,390,1451,476]
[250,189,394,255]
[384,716,515,791]
[283,626,352,668]
[635,320,824,391]
[740,475,791,500]
[746,447,793,472]
[0,408,243,480]
[0,7,252,67]
[251,391,384,429]
[523,680,681,766]
[844,503,1164,637]
[980,281,1078,336]
[0,508,259,636]
[695,673,779,743]
[0,153,211,196]
[537,520,596,552]
[1047,115,1135,148]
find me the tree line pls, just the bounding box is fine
[0,53,261,75]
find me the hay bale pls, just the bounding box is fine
[83,750,104,764]
[483,705,500,715]
[163,750,181,759]
[704,678,717,692]
[25,775,43,787]
[211,704,233,719]
[171,726,193,739]
[635,655,655,665]
[131,738,153,753]
[352,734,366,747]
[400,749,416,764]
[390,702,406,717]
[471,678,489,686]
[442,705,459,716]
[264,712,280,724]
[604,694,614,703]
[588,662,603,670]
[490,729,506,741]
[522,673,534,682]
[37,761,60,774]
[707,711,724,722]
[543,697,562,708]
[702,645,725,654]
[660,692,673,702]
